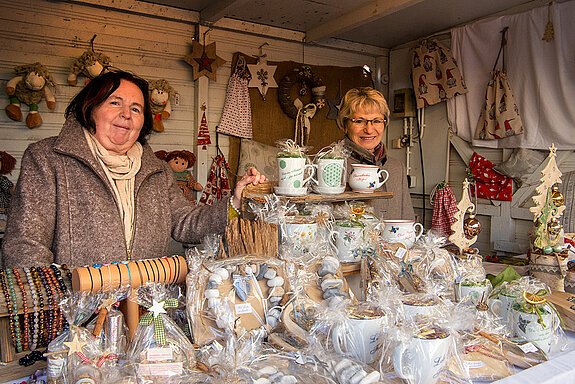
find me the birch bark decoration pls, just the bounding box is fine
[449,178,479,254]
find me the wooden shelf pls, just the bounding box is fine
[244,190,394,205]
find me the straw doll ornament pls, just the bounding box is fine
[155,150,202,203]
[5,62,55,128]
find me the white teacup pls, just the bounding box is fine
[330,221,364,262]
[313,158,345,193]
[511,304,554,353]
[332,307,386,364]
[401,295,440,322]
[381,220,423,249]
[282,220,318,252]
[454,279,492,305]
[277,156,314,189]
[348,164,389,193]
[393,330,451,384]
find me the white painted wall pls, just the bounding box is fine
[0,0,386,190]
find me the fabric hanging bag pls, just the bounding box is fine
[474,27,524,140]
[217,55,253,139]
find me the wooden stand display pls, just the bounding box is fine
[71,256,188,339]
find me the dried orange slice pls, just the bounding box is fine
[523,291,547,305]
[350,206,365,216]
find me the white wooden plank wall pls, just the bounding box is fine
[0,0,383,188]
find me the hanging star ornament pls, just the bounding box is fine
[148,299,168,318]
[64,333,87,356]
[248,59,278,100]
[184,41,226,81]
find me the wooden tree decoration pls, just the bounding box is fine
[529,143,565,252]
[197,108,211,150]
[449,178,478,254]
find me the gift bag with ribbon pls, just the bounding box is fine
[431,183,459,238]
[127,282,196,382]
[474,27,524,140]
[198,153,231,206]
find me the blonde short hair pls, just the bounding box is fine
[337,87,390,130]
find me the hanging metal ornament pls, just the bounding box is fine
[464,214,482,238]
[547,218,562,236]
[551,185,564,207]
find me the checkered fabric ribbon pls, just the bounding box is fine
[431,184,458,237]
[139,298,178,345]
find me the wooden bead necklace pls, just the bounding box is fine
[24,268,40,350]
[30,267,47,346]
[0,269,23,352]
[44,266,64,335]
[12,269,30,351]
[50,264,69,295]
[35,267,55,342]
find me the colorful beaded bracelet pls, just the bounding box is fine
[12,269,29,351]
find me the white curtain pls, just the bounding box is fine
[447,1,575,149]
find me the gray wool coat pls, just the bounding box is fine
[2,117,229,268]
[342,137,415,221]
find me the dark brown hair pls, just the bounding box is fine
[65,70,153,144]
[0,151,16,175]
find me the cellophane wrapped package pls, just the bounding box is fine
[46,292,108,384]
[127,282,196,383]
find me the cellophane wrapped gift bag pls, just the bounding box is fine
[127,282,196,383]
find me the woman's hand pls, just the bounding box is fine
[233,167,267,208]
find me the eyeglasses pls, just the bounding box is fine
[347,117,387,128]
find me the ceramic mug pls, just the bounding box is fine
[454,279,492,305]
[332,307,386,364]
[277,156,314,189]
[282,221,318,252]
[489,292,518,322]
[511,304,554,353]
[312,158,345,194]
[330,221,364,262]
[401,296,440,322]
[393,331,451,384]
[348,164,389,193]
[381,220,423,249]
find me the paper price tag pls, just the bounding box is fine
[139,362,183,376]
[518,342,540,354]
[464,360,486,369]
[235,302,253,315]
[147,347,173,361]
[395,247,407,259]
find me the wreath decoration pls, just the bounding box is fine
[278,66,326,119]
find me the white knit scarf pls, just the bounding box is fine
[84,129,143,251]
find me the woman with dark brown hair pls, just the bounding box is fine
[2,70,265,268]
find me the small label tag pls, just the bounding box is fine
[518,342,539,353]
[464,360,486,369]
[147,347,173,361]
[395,247,407,259]
[139,362,183,376]
[235,302,253,315]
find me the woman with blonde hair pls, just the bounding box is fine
[338,87,414,220]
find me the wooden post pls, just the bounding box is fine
[0,316,14,363]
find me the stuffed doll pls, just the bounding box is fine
[68,49,111,86]
[5,62,55,128]
[155,150,202,202]
[148,79,177,132]
[0,151,16,217]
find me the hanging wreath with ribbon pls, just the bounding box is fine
[278,65,326,119]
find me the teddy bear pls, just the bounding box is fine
[0,151,16,230]
[5,62,55,128]
[148,79,177,132]
[155,150,202,203]
[68,49,111,86]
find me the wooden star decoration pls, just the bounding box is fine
[248,60,278,100]
[184,41,226,81]
[64,333,86,356]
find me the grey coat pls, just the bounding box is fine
[2,117,229,268]
[342,137,415,221]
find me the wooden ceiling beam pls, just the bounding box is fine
[305,0,425,44]
[200,0,252,24]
